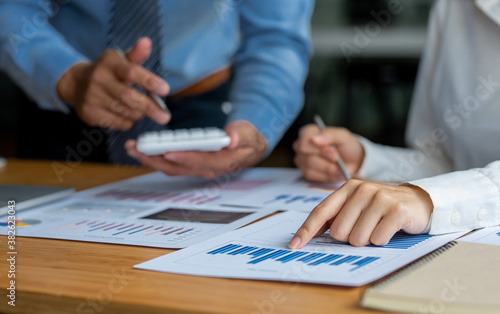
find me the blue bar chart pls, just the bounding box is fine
[264,194,325,205]
[310,232,434,250]
[135,211,466,286]
[207,243,381,272]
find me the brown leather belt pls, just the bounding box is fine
[170,67,232,99]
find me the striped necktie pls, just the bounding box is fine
[106,0,164,164]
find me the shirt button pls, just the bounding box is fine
[450,212,461,225]
[477,208,487,220]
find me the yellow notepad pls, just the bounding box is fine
[361,241,500,314]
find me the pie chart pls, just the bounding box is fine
[0,219,42,227]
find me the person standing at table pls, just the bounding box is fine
[290,0,500,248]
[0,0,313,178]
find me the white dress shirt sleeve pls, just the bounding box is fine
[408,161,500,234]
[356,136,453,181]
[356,136,500,235]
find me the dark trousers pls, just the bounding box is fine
[17,82,229,163]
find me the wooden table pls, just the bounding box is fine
[0,159,384,314]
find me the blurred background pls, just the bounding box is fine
[0,0,434,167]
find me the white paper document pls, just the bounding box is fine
[0,168,301,248]
[135,211,466,286]
[223,179,342,212]
[0,202,273,249]
[459,226,500,246]
[76,168,302,208]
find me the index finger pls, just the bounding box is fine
[288,188,349,249]
[112,59,170,124]
[103,75,170,124]
[112,52,169,96]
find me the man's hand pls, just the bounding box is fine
[124,120,268,178]
[293,124,365,183]
[56,37,170,130]
[288,180,433,248]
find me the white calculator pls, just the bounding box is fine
[136,127,231,155]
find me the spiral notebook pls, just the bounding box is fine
[361,240,500,314]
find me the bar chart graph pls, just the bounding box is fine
[52,219,197,238]
[310,232,434,250]
[7,204,272,248]
[207,243,381,272]
[264,194,326,205]
[135,211,466,286]
[91,188,220,205]
[226,184,333,212]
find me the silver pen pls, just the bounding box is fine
[313,114,352,181]
[115,47,170,115]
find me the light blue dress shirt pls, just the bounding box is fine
[0,0,313,154]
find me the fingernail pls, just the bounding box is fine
[288,235,301,249]
[155,80,169,95]
[156,82,169,95]
[156,111,170,125]
[147,77,169,95]
[163,153,177,162]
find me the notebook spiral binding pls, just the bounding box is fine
[368,241,458,289]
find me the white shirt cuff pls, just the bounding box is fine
[408,168,500,235]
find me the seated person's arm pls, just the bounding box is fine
[291,125,434,247]
[291,124,500,247]
[293,124,454,184]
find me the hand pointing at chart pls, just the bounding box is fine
[291,118,434,247]
[288,180,434,248]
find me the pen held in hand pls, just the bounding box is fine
[114,47,171,116]
[313,114,352,181]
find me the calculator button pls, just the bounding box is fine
[173,129,190,141]
[189,128,205,139]
[137,127,230,155]
[158,130,174,141]
[141,132,159,142]
[205,127,224,136]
